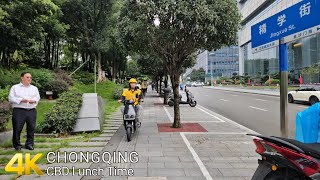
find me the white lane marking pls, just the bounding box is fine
[196,106,225,122]
[158,97,163,103]
[255,99,267,102]
[249,106,268,112]
[183,132,248,135]
[197,105,258,134]
[219,99,229,102]
[181,121,224,123]
[163,106,173,122]
[180,132,213,180]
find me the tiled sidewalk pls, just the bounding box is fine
[88,88,259,180]
[7,88,260,180]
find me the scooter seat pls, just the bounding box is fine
[275,137,320,159]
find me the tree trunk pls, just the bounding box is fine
[171,73,181,128]
[55,41,59,69]
[159,77,162,96]
[96,52,104,82]
[51,41,55,69]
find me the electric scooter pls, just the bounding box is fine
[248,134,320,180]
[167,89,197,107]
[122,100,137,141]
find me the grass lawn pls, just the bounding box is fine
[74,81,122,116]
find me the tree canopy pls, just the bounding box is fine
[119,0,241,127]
[0,0,127,82]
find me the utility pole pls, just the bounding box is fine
[211,61,213,86]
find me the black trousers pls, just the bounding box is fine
[12,108,37,148]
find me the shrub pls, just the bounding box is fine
[37,90,83,135]
[73,72,95,85]
[46,79,69,98]
[0,101,11,132]
[27,68,53,94]
[122,82,129,88]
[113,85,124,100]
[0,68,54,97]
[265,79,280,86]
[0,86,10,102]
[54,69,73,86]
[0,69,20,88]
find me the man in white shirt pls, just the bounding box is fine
[8,72,40,151]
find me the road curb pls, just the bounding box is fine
[202,86,280,97]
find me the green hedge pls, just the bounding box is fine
[0,68,53,96]
[37,90,83,135]
[0,101,11,132]
[45,79,70,98]
[113,85,124,100]
[72,72,95,85]
[54,69,73,86]
[265,79,280,86]
[0,86,10,102]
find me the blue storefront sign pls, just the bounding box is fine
[251,0,320,53]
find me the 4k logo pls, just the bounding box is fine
[5,153,44,175]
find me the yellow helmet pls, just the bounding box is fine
[129,78,137,83]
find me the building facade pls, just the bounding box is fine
[184,46,239,81]
[238,0,320,83]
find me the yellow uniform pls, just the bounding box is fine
[122,88,142,105]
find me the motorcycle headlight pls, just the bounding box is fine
[130,115,134,118]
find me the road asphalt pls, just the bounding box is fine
[188,86,309,138]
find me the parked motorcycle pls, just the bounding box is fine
[122,100,138,141]
[248,134,320,180]
[167,89,197,107]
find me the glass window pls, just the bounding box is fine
[288,33,320,84]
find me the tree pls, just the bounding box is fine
[119,0,240,128]
[0,0,60,68]
[126,59,141,78]
[190,68,205,82]
[61,0,113,81]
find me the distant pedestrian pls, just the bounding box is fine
[151,82,155,91]
[141,80,147,96]
[9,72,40,151]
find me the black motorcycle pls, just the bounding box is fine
[167,89,197,107]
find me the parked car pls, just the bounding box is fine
[288,86,320,105]
[192,82,203,87]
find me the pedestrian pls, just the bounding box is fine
[141,80,147,96]
[9,72,40,151]
[151,82,155,91]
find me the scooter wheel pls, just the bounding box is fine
[168,100,174,107]
[126,127,132,141]
[189,101,197,107]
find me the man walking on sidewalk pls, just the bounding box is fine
[9,72,40,151]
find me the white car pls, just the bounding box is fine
[192,82,203,87]
[288,86,320,105]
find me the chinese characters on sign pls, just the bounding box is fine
[277,14,286,27]
[300,2,311,17]
[259,23,267,35]
[251,0,320,53]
